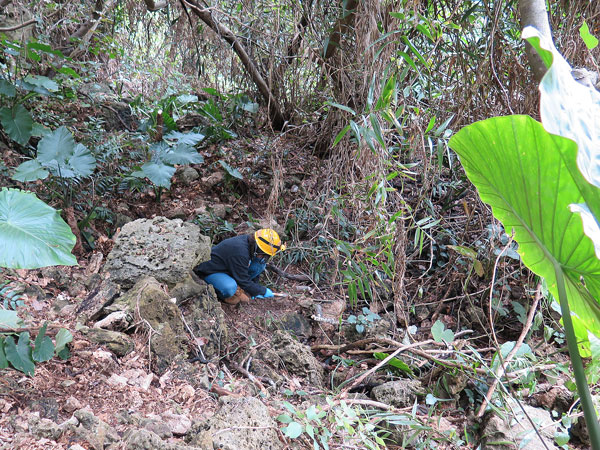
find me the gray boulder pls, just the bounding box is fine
[105,276,189,374]
[78,326,134,357]
[255,330,324,388]
[480,404,559,450]
[124,429,203,450]
[173,274,228,360]
[103,217,210,289]
[371,379,425,408]
[188,397,283,450]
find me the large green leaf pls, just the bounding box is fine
[140,162,176,188]
[0,188,77,268]
[4,332,35,375]
[523,27,600,278]
[0,79,16,97]
[164,131,205,146]
[0,310,24,328]
[523,27,600,190]
[161,143,204,165]
[449,115,600,349]
[36,126,96,178]
[0,104,33,145]
[12,159,50,182]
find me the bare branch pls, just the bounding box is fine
[0,18,36,32]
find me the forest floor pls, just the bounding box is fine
[0,100,585,449]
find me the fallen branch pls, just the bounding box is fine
[266,263,312,282]
[0,18,36,32]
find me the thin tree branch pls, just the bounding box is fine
[0,18,36,33]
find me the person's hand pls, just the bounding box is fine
[254,288,274,299]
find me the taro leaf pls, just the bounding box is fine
[0,338,7,369]
[23,75,59,93]
[163,131,205,146]
[0,310,24,328]
[140,162,176,188]
[0,187,77,268]
[31,122,50,137]
[0,104,33,145]
[449,115,600,352]
[523,27,600,190]
[431,320,454,343]
[161,143,204,165]
[175,94,198,104]
[219,160,243,180]
[0,79,16,97]
[66,143,96,178]
[54,328,72,360]
[282,421,303,439]
[36,128,95,179]
[12,159,49,182]
[5,332,35,375]
[524,28,600,262]
[579,21,599,50]
[32,322,54,363]
[36,126,76,165]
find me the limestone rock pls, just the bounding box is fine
[256,330,324,388]
[480,404,558,450]
[106,277,189,373]
[177,167,200,185]
[180,276,227,360]
[125,428,202,449]
[103,217,211,289]
[188,397,283,450]
[79,326,134,357]
[371,379,425,408]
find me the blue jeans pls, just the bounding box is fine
[204,258,266,299]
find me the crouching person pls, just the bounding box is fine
[193,228,286,305]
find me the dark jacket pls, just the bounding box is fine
[193,235,266,297]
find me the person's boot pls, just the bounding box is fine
[223,287,250,305]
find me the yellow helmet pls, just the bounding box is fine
[255,228,286,256]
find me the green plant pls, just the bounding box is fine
[347,307,381,334]
[0,188,77,269]
[448,28,600,448]
[0,187,76,375]
[0,322,73,376]
[0,38,77,147]
[12,126,96,206]
[0,281,24,310]
[277,399,386,450]
[131,135,204,202]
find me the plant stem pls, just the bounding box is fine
[554,263,600,449]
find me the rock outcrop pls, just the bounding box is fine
[103,217,210,289]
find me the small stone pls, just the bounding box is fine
[177,166,200,185]
[160,412,192,435]
[64,396,83,414]
[107,374,128,386]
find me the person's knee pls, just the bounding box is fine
[219,278,238,298]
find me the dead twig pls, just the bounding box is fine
[266,263,311,282]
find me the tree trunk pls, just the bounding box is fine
[64,0,112,57]
[518,0,553,83]
[323,0,359,60]
[182,0,288,131]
